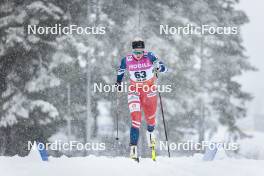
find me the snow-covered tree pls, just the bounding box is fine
[0,0,68,155]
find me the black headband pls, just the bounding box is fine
[132,41,145,49]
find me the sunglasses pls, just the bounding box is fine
[133,51,144,55]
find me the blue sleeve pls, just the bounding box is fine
[148,52,168,73]
[117,57,126,82]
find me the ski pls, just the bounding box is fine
[147,131,157,161]
[151,140,156,161]
[131,157,140,163]
[130,145,140,163]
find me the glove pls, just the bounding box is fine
[153,61,160,73]
[115,81,122,91]
[153,66,160,75]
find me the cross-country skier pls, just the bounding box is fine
[115,38,167,161]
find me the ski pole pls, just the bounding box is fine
[158,91,170,157]
[115,91,119,140]
[156,72,171,157]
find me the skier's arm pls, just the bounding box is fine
[116,57,126,83]
[148,52,168,73]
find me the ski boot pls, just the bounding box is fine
[130,145,139,162]
[146,131,156,161]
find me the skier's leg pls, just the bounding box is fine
[128,92,141,160]
[141,88,158,160]
[142,89,157,147]
[128,92,142,145]
[142,90,157,130]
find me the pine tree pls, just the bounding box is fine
[0,0,68,155]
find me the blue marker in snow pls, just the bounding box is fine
[36,141,49,161]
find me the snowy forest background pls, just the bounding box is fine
[0,0,260,158]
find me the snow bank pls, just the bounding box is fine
[0,155,263,176]
[238,131,264,159]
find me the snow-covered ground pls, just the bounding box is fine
[238,131,264,159]
[1,154,264,176]
[1,132,263,176]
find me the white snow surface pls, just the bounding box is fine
[0,154,263,176]
[238,132,264,159]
